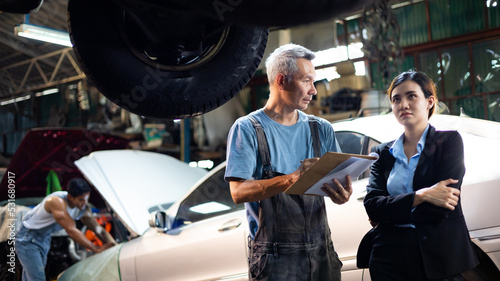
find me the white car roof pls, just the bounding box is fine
[331,114,500,143]
[331,113,500,187]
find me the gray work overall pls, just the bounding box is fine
[248,116,342,281]
[15,193,85,281]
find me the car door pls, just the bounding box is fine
[328,131,380,281]
[132,167,250,281]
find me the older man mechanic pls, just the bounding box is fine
[225,43,353,280]
[15,178,115,281]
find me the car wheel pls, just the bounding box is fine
[67,0,268,119]
[0,0,43,13]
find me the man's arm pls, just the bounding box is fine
[229,174,297,204]
[229,158,352,205]
[228,158,320,204]
[45,197,112,253]
[230,158,322,204]
[80,207,117,245]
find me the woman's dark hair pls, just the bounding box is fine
[387,70,438,118]
[67,178,91,197]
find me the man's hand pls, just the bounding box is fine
[81,207,117,245]
[229,157,322,204]
[94,242,115,253]
[321,175,353,205]
[295,157,320,177]
[414,178,460,210]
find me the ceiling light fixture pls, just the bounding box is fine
[0,94,31,106]
[35,88,59,97]
[1,88,59,106]
[14,23,72,47]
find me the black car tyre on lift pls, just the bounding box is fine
[0,0,43,13]
[68,0,268,119]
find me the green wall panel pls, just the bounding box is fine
[395,2,429,46]
[369,55,416,91]
[429,0,484,40]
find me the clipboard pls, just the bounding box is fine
[285,152,378,196]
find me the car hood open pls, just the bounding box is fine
[74,150,208,235]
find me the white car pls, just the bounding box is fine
[58,114,500,281]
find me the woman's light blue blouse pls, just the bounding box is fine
[388,125,430,196]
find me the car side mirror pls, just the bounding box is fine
[149,211,168,231]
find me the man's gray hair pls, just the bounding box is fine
[265,43,316,83]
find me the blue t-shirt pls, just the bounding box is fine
[224,109,341,238]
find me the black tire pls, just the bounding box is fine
[0,0,43,13]
[189,0,373,27]
[68,0,268,119]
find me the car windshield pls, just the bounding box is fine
[336,131,365,154]
[173,167,243,228]
[147,202,175,214]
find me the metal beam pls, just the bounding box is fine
[0,47,86,100]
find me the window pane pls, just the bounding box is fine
[472,39,500,94]
[346,18,361,43]
[487,93,500,122]
[442,45,471,98]
[336,132,364,154]
[335,132,382,180]
[174,168,242,227]
[367,138,380,154]
[335,22,347,46]
[417,51,441,84]
[450,96,485,119]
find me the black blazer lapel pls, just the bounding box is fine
[381,141,396,182]
[413,125,437,190]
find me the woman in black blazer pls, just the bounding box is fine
[363,70,479,280]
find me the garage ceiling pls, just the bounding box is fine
[0,0,81,102]
[0,0,366,104]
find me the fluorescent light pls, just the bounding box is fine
[189,160,214,169]
[0,95,31,106]
[14,23,72,47]
[1,88,60,106]
[35,88,59,97]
